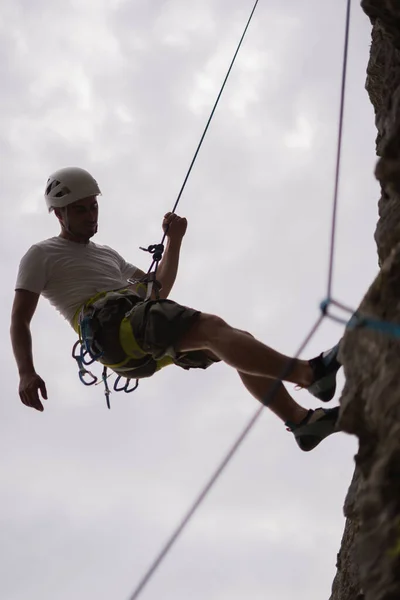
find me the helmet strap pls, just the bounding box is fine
[57,206,91,244]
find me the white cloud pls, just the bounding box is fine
[284,114,314,148]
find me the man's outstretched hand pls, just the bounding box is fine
[162,212,187,242]
[19,372,48,412]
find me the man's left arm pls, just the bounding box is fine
[126,213,187,300]
[156,212,187,299]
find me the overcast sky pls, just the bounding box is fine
[1,1,379,599]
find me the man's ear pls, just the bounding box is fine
[54,207,65,222]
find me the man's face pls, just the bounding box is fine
[63,196,99,239]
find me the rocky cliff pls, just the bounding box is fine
[330,2,400,599]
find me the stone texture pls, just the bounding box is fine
[329,2,400,599]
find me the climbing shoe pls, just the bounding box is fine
[286,406,340,452]
[307,342,341,402]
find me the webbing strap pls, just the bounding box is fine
[72,288,133,334]
[145,272,162,301]
[119,317,148,360]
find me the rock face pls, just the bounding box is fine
[330,2,400,600]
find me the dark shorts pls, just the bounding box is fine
[91,293,220,379]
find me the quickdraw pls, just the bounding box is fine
[72,336,139,410]
[72,340,98,386]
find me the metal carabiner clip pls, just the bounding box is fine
[114,376,139,393]
[72,342,98,386]
[78,367,98,386]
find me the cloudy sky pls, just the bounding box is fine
[1,1,380,599]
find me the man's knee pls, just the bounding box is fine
[196,313,228,336]
[177,312,228,351]
[240,329,254,338]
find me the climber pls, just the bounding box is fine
[10,167,343,451]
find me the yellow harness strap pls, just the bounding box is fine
[72,290,113,335]
[119,316,174,369]
[119,317,147,360]
[72,288,134,334]
[73,288,174,373]
[73,289,146,364]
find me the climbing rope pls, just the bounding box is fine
[319,0,400,339]
[326,0,352,302]
[141,0,261,283]
[125,1,353,599]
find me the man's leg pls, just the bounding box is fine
[176,313,314,388]
[238,371,308,424]
[202,332,309,425]
[126,300,341,451]
[198,342,340,450]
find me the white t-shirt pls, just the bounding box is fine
[15,237,138,326]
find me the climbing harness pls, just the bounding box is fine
[72,265,164,409]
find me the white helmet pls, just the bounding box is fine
[44,167,101,212]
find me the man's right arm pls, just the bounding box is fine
[10,290,48,411]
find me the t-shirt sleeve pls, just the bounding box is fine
[105,246,138,282]
[120,256,138,281]
[15,245,49,294]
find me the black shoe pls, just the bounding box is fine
[286,406,341,452]
[307,342,342,402]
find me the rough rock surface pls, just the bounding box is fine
[330,2,400,599]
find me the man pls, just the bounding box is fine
[11,167,342,451]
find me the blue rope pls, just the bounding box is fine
[321,296,400,338]
[349,315,400,337]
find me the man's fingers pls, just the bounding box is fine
[33,398,44,412]
[20,392,32,408]
[164,213,179,222]
[19,380,46,411]
[28,387,44,411]
[20,391,43,411]
[39,380,48,400]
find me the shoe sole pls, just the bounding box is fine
[308,344,341,402]
[294,407,340,451]
[307,375,337,402]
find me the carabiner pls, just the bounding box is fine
[114,376,139,393]
[78,368,98,386]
